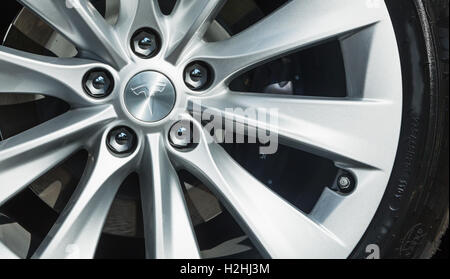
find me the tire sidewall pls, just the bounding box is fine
[351,0,449,259]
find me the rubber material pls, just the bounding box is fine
[351,0,449,259]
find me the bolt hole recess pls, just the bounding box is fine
[184,61,214,91]
[169,121,198,151]
[130,27,162,59]
[106,126,138,157]
[82,68,114,98]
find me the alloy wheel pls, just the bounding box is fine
[0,0,403,259]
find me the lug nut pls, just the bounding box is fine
[115,132,129,143]
[93,75,106,89]
[184,62,212,91]
[131,28,160,58]
[107,127,137,155]
[337,173,355,193]
[138,37,153,49]
[83,69,114,98]
[190,68,203,80]
[169,121,197,149]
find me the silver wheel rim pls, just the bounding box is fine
[0,0,402,259]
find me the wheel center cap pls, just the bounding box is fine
[124,71,176,122]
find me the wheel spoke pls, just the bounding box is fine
[192,92,399,169]
[32,130,138,259]
[18,0,127,68]
[310,168,391,254]
[0,242,19,259]
[0,46,109,107]
[115,0,165,44]
[0,0,403,260]
[168,123,348,258]
[165,0,226,63]
[188,0,385,86]
[140,134,200,259]
[0,106,116,207]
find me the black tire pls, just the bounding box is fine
[351,0,449,259]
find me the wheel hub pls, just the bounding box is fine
[123,71,176,123]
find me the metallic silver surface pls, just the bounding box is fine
[106,127,137,155]
[124,71,176,123]
[169,120,193,148]
[184,63,209,91]
[84,70,113,98]
[131,29,158,58]
[338,176,351,189]
[0,0,403,259]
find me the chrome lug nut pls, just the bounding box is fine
[83,69,114,98]
[169,121,196,149]
[131,28,160,58]
[115,132,129,143]
[93,75,106,89]
[184,62,212,91]
[337,173,355,193]
[138,37,153,49]
[107,127,137,155]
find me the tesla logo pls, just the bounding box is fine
[131,81,167,115]
[131,81,166,98]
